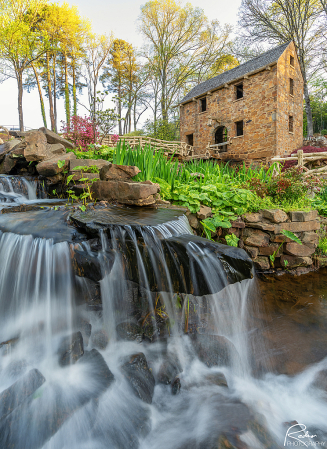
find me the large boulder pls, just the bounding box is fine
[36,152,76,177]
[100,164,140,181]
[0,139,22,162]
[192,334,239,368]
[24,131,48,162]
[121,352,155,404]
[39,127,75,149]
[91,180,159,205]
[0,368,46,421]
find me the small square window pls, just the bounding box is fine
[187,134,194,146]
[236,83,243,100]
[236,120,244,136]
[200,98,207,112]
[289,116,294,133]
[290,78,294,95]
[290,55,294,67]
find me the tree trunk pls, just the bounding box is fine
[53,54,57,133]
[118,80,122,135]
[31,63,47,128]
[46,52,55,131]
[64,52,70,126]
[72,59,77,116]
[17,70,24,131]
[303,81,313,136]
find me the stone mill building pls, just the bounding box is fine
[179,41,303,163]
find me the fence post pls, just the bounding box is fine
[297,149,303,167]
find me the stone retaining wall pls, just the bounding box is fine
[186,208,324,272]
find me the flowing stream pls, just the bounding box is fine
[0,176,326,448]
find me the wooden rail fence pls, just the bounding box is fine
[272,149,327,176]
[102,135,197,158]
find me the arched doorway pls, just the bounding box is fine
[215,126,228,144]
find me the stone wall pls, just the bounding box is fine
[187,208,322,273]
[276,41,303,157]
[180,42,303,163]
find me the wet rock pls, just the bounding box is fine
[157,355,182,384]
[58,331,84,366]
[100,163,140,181]
[258,244,280,256]
[261,209,288,223]
[77,349,115,394]
[280,255,313,268]
[121,352,155,404]
[217,433,249,449]
[192,334,239,368]
[253,256,270,270]
[91,329,109,350]
[39,126,75,149]
[75,317,92,346]
[74,276,102,310]
[197,206,212,220]
[161,236,253,295]
[205,372,228,388]
[24,131,48,162]
[36,152,76,177]
[71,249,115,282]
[248,419,280,449]
[289,210,318,222]
[244,246,259,259]
[117,321,143,342]
[0,351,113,449]
[171,377,181,395]
[0,369,45,421]
[312,369,327,391]
[187,213,200,229]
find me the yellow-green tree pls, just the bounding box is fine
[0,0,49,130]
[39,2,90,130]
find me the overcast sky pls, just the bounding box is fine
[0,0,242,130]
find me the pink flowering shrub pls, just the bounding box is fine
[111,134,120,145]
[61,116,99,150]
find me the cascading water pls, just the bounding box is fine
[0,206,327,449]
[0,175,41,204]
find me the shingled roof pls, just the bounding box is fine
[180,42,290,104]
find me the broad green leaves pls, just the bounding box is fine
[281,229,302,245]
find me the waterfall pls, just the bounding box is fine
[0,175,44,205]
[0,209,326,449]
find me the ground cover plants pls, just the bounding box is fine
[65,140,327,244]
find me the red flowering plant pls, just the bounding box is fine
[246,166,324,205]
[61,116,99,150]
